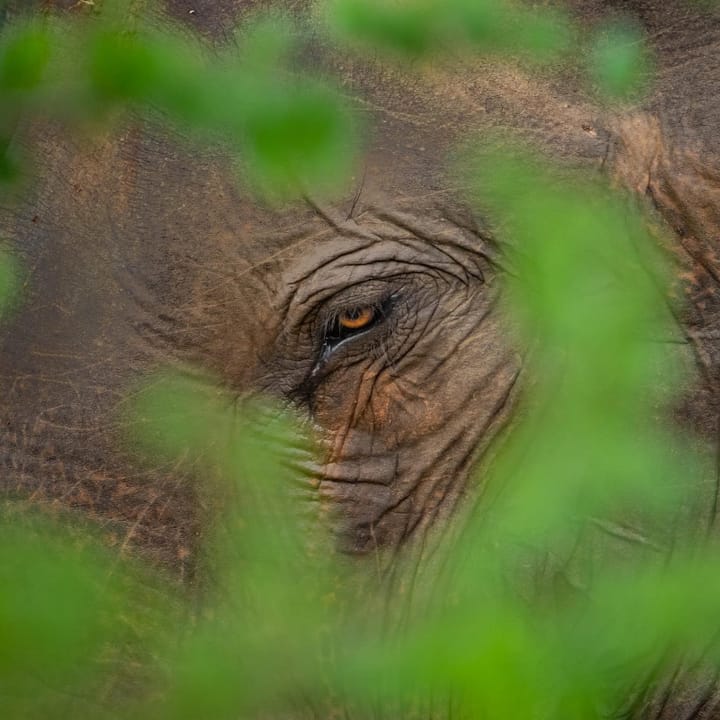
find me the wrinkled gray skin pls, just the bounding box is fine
[3,0,720,717]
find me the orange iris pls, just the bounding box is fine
[338,306,375,330]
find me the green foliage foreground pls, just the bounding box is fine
[0,1,717,719]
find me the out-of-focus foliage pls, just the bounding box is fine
[0,1,717,720]
[332,150,704,718]
[325,0,653,102]
[132,379,342,719]
[0,245,20,317]
[323,0,573,61]
[589,21,653,100]
[115,149,716,720]
[465,149,684,549]
[0,6,357,200]
[0,502,178,719]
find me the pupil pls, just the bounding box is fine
[348,308,361,320]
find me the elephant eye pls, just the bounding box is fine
[324,301,387,349]
[338,306,376,331]
[305,293,397,383]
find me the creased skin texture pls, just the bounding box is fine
[3,1,720,717]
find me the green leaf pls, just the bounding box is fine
[0,24,51,91]
[590,21,652,101]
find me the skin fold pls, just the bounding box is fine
[3,1,720,717]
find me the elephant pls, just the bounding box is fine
[3,0,720,717]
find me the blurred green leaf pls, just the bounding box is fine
[89,31,159,102]
[324,0,572,62]
[590,21,653,101]
[0,23,50,91]
[0,507,176,719]
[239,78,358,200]
[0,244,20,318]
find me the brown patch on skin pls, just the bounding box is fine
[368,375,433,435]
[609,113,664,195]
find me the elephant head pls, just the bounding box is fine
[1,0,719,580]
